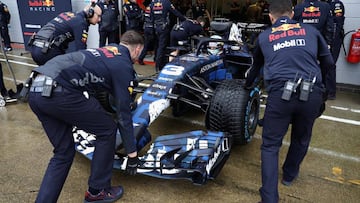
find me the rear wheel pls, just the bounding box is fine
[205,79,260,144]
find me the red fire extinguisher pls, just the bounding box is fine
[346,29,360,63]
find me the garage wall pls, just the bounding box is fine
[3,0,360,86]
[336,0,360,86]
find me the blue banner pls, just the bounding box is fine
[17,0,72,50]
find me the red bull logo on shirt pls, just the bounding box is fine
[269,24,306,42]
[271,23,301,33]
[102,46,122,57]
[302,6,321,17]
[304,6,320,12]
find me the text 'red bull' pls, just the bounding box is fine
[269,28,306,42]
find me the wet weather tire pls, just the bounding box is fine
[205,79,260,144]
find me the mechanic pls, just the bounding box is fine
[0,1,12,51]
[325,0,345,100]
[245,0,334,202]
[293,0,334,100]
[123,0,143,32]
[98,0,120,47]
[191,0,211,22]
[138,0,156,65]
[293,0,333,49]
[28,2,102,65]
[246,0,265,23]
[150,0,186,72]
[28,30,144,203]
[168,16,206,61]
[229,0,241,22]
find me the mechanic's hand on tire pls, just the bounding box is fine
[126,156,139,175]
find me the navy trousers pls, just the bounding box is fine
[154,26,170,72]
[326,37,342,98]
[139,27,157,62]
[0,64,7,96]
[0,25,11,48]
[259,88,323,203]
[29,88,117,203]
[30,46,64,66]
[170,30,187,47]
[99,30,119,47]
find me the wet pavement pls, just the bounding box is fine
[0,46,359,203]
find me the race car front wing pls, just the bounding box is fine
[73,130,231,185]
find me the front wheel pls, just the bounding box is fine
[205,79,260,144]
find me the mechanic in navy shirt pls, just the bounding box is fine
[191,0,211,21]
[98,0,120,47]
[325,0,345,100]
[0,1,12,51]
[169,16,205,61]
[245,1,334,202]
[28,30,144,203]
[150,0,186,72]
[138,0,156,65]
[293,0,333,47]
[28,2,102,65]
[123,0,143,32]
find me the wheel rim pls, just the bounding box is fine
[246,94,259,141]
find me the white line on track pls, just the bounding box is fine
[3,76,25,83]
[0,53,32,60]
[319,115,360,125]
[161,114,360,163]
[0,58,37,68]
[330,105,360,114]
[260,105,360,125]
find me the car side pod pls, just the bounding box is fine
[73,130,231,185]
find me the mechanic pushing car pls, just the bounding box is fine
[245,0,334,202]
[28,2,102,65]
[150,0,186,72]
[27,30,144,203]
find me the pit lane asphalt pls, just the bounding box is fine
[0,48,359,203]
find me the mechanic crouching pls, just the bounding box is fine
[169,16,206,61]
[27,30,144,203]
[244,1,334,203]
[28,2,102,65]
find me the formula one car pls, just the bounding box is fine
[73,19,262,185]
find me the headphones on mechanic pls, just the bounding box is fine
[86,1,96,18]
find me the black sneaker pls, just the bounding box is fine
[84,186,124,203]
[4,95,17,103]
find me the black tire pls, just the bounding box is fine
[205,79,260,144]
[94,91,137,114]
